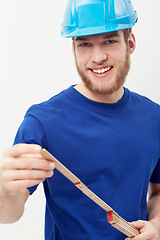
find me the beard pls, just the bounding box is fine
[74,48,130,95]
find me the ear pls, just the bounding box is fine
[128,33,136,55]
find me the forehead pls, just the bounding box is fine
[74,31,123,41]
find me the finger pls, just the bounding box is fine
[131,220,146,229]
[5,179,46,192]
[127,232,155,240]
[20,153,44,159]
[2,156,55,171]
[3,144,42,158]
[3,169,54,181]
[128,221,156,240]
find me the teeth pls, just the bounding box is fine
[93,67,112,74]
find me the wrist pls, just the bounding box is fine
[149,219,160,238]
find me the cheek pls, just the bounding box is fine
[76,53,88,68]
[107,44,127,62]
[112,51,127,66]
[75,47,91,64]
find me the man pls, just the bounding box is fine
[0,0,160,239]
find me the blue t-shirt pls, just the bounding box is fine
[14,86,160,240]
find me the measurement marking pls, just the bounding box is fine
[75,182,81,185]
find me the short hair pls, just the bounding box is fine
[123,28,132,44]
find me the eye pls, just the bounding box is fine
[79,42,91,47]
[104,40,116,45]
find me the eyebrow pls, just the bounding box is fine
[75,31,120,42]
[103,31,120,39]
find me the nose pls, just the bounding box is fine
[91,46,108,64]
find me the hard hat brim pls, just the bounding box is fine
[61,22,137,38]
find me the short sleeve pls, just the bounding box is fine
[13,113,47,195]
[14,114,47,147]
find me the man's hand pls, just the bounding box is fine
[125,220,159,240]
[0,144,55,193]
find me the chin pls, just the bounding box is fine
[85,79,123,95]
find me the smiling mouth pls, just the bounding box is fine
[91,66,113,74]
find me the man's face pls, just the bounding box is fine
[73,30,135,96]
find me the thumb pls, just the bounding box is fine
[131,220,146,229]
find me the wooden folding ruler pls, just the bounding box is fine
[41,149,139,238]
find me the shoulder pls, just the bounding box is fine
[13,90,69,146]
[128,89,160,113]
[25,87,73,117]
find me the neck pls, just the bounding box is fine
[74,82,124,104]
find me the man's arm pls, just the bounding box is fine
[0,144,55,223]
[0,186,29,223]
[125,182,160,240]
[147,183,160,237]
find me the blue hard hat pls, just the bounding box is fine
[61,0,138,38]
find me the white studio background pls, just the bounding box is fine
[0,0,159,239]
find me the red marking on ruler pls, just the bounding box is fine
[75,182,81,186]
[107,211,114,222]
